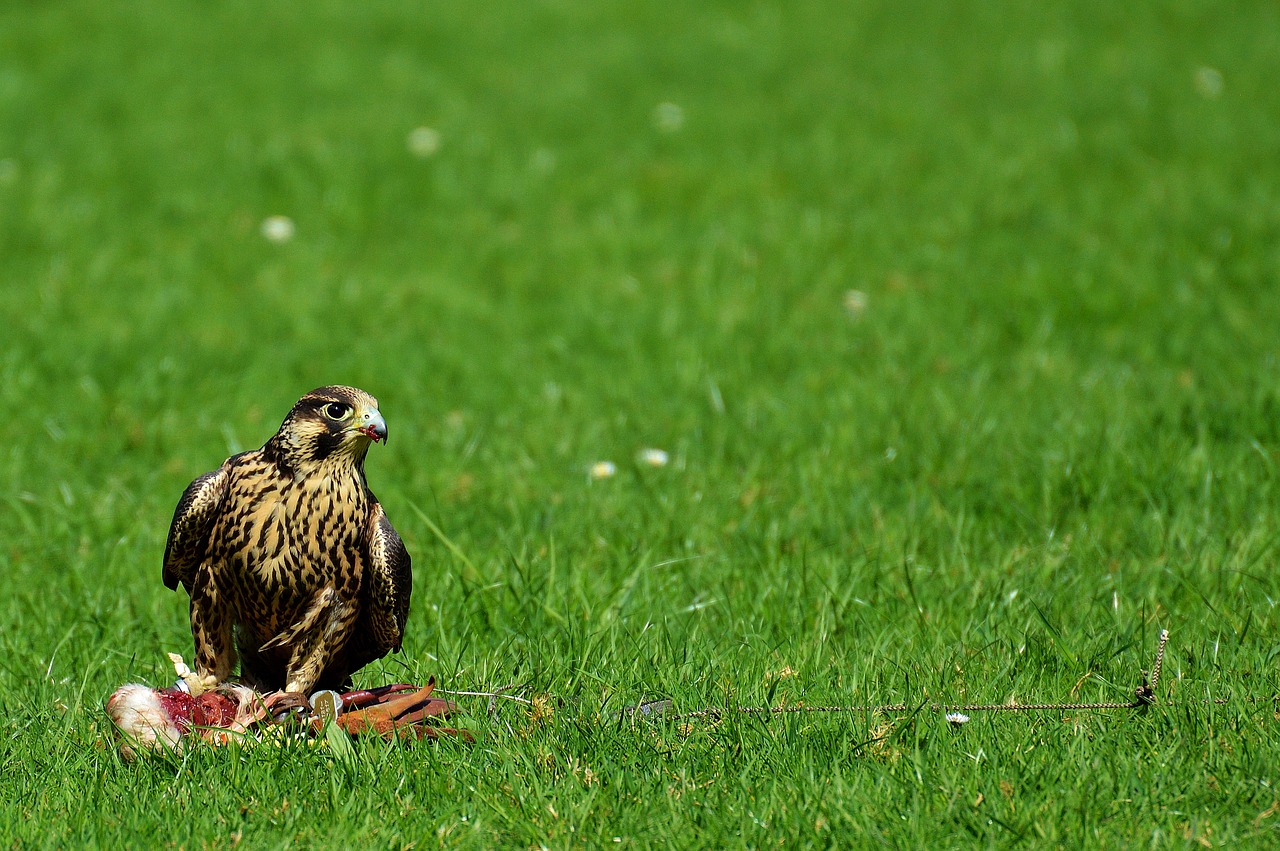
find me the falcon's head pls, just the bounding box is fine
[267,386,388,471]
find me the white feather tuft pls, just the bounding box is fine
[106,684,183,757]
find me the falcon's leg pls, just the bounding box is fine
[189,566,235,683]
[283,587,359,695]
[313,627,384,694]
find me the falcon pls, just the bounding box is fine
[162,386,411,696]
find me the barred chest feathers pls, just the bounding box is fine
[222,459,371,620]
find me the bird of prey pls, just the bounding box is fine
[162,386,411,696]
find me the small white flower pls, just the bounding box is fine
[260,215,295,243]
[843,289,868,317]
[653,102,685,133]
[407,126,441,157]
[945,712,970,727]
[1193,66,1224,99]
[589,461,617,480]
[637,448,669,467]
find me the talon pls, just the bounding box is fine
[264,691,312,723]
[167,653,219,696]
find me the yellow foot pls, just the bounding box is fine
[167,653,219,696]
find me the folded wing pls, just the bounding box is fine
[162,465,231,591]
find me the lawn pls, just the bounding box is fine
[2,0,1280,846]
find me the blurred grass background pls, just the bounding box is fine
[2,0,1279,845]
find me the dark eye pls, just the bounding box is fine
[324,402,351,420]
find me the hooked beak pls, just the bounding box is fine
[355,408,388,444]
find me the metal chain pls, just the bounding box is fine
[655,629,1173,723]
[443,630,1276,726]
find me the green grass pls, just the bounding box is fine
[3,0,1280,846]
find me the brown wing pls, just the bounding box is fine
[162,464,231,591]
[364,503,412,652]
